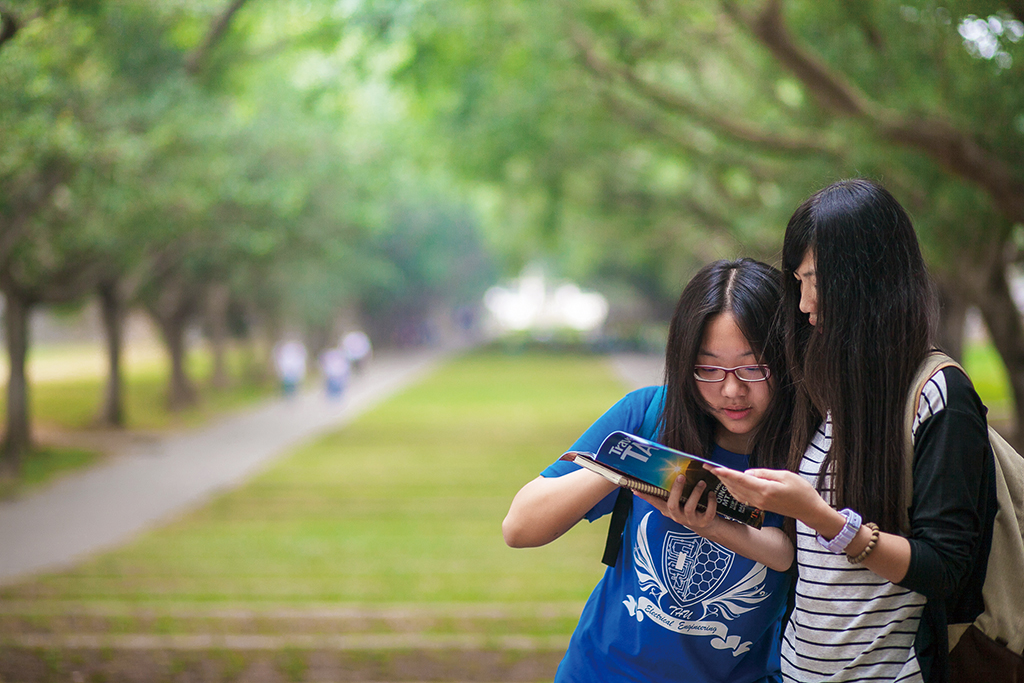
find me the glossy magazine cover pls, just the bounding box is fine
[564,430,765,529]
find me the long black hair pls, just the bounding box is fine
[660,258,793,470]
[782,178,936,532]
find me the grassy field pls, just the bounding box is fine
[963,342,1013,423]
[1,350,621,606]
[0,342,275,498]
[0,342,1015,681]
[2,337,1014,493]
[1,341,274,432]
[0,349,628,682]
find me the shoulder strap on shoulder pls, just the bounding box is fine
[639,385,666,441]
[602,385,666,567]
[902,351,963,533]
[905,354,1024,654]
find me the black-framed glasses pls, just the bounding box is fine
[693,365,771,383]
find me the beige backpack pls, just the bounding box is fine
[904,352,1024,681]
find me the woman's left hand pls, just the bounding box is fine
[639,473,797,572]
[708,465,828,521]
[637,476,719,535]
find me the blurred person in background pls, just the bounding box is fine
[318,345,350,401]
[273,340,307,397]
[342,330,372,374]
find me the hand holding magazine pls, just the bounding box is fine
[561,430,765,529]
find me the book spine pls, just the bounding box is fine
[619,475,669,500]
[620,477,764,529]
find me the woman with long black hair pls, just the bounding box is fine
[714,179,997,683]
[504,258,796,683]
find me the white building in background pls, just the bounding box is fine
[483,266,609,336]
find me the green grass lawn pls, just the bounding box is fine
[963,341,1012,421]
[0,342,275,498]
[4,342,274,432]
[0,344,1016,682]
[0,350,625,607]
[0,341,1013,606]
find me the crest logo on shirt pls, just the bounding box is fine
[623,511,771,657]
[663,531,733,606]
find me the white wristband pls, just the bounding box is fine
[816,508,862,554]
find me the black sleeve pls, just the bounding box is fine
[898,367,994,601]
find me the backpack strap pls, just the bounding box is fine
[902,351,962,534]
[602,385,665,567]
[638,385,666,441]
[973,426,1024,655]
[904,353,1024,656]
[602,488,634,567]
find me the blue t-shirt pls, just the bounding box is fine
[542,386,790,683]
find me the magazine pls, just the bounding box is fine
[561,430,764,529]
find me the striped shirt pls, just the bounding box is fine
[782,372,949,682]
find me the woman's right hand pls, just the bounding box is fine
[710,464,914,582]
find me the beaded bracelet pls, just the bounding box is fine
[847,522,880,564]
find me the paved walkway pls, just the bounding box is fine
[0,349,446,586]
[0,350,663,587]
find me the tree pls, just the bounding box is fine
[570,0,1024,437]
[0,4,119,470]
[381,0,1024,438]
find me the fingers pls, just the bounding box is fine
[680,479,718,528]
[735,467,792,482]
[691,480,717,523]
[704,463,782,483]
[666,474,686,515]
[682,480,705,516]
[664,475,704,526]
[702,486,718,521]
[647,476,723,532]
[702,466,818,518]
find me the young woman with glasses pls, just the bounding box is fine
[712,179,997,683]
[503,258,796,683]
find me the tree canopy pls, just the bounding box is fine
[2,0,1023,468]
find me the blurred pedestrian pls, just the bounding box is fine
[319,346,350,400]
[273,340,307,397]
[342,330,372,374]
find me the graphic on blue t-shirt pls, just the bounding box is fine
[623,510,771,657]
[664,530,733,605]
[543,387,789,683]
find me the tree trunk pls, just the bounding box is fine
[96,279,125,427]
[971,262,1024,448]
[0,7,21,50]
[250,303,280,384]
[934,277,968,363]
[306,321,333,361]
[1,292,32,476]
[146,283,199,411]
[158,313,197,411]
[184,0,250,75]
[205,283,231,390]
